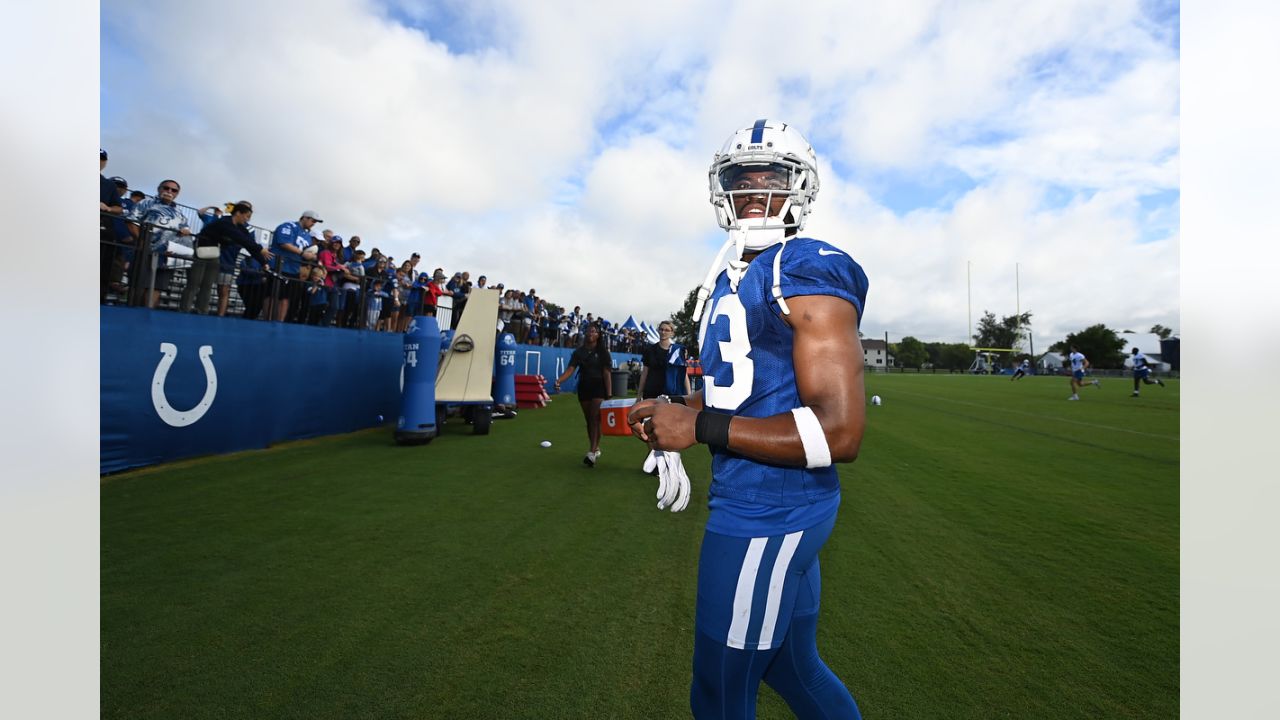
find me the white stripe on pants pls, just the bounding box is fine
[725,530,805,650]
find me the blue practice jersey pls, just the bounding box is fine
[663,343,688,395]
[272,221,312,276]
[698,237,868,531]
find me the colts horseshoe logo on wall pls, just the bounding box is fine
[152,343,217,427]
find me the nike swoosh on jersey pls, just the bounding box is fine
[817,248,845,257]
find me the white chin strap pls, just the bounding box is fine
[735,219,786,252]
[694,223,794,343]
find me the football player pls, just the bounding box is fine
[1068,345,1100,400]
[628,120,866,719]
[1129,347,1166,396]
[1011,357,1031,380]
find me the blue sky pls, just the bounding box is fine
[100,0,1180,347]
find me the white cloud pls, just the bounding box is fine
[951,57,1180,190]
[810,176,1179,346]
[102,0,1179,340]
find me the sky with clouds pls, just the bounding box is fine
[100,0,1179,349]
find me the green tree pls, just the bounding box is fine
[669,287,701,355]
[1149,324,1175,339]
[973,310,1033,349]
[924,342,973,371]
[892,336,928,369]
[973,310,1032,365]
[1059,324,1127,369]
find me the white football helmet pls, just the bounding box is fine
[708,119,820,251]
[694,120,820,324]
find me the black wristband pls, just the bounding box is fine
[658,394,687,406]
[695,411,731,448]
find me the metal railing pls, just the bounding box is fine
[101,211,451,332]
[101,206,655,344]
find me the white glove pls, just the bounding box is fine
[643,449,659,474]
[654,450,691,513]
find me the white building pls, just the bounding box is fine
[863,339,892,368]
[1121,332,1172,371]
[1038,351,1065,370]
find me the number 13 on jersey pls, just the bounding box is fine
[702,293,753,411]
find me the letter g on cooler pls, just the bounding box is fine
[151,343,218,427]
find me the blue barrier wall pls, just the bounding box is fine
[101,307,403,474]
[100,307,643,473]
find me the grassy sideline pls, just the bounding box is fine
[102,373,1178,719]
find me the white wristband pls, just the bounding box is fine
[791,407,831,468]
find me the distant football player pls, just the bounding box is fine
[1067,345,1100,400]
[1129,347,1166,397]
[1011,357,1031,381]
[628,119,866,719]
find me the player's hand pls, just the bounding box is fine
[653,450,691,512]
[628,400,697,450]
[627,398,658,440]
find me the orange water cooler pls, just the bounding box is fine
[599,398,636,436]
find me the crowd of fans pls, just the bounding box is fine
[99,149,651,352]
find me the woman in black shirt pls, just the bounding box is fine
[554,323,613,467]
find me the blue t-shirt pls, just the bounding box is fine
[272,221,311,276]
[408,280,426,307]
[112,196,134,242]
[698,237,868,536]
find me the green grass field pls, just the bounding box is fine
[101,373,1178,719]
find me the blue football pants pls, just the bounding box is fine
[690,519,861,719]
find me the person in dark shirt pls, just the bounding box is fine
[446,271,470,329]
[553,323,614,467]
[216,209,252,316]
[99,149,125,302]
[236,254,269,320]
[305,268,329,325]
[638,321,692,400]
[181,201,273,314]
